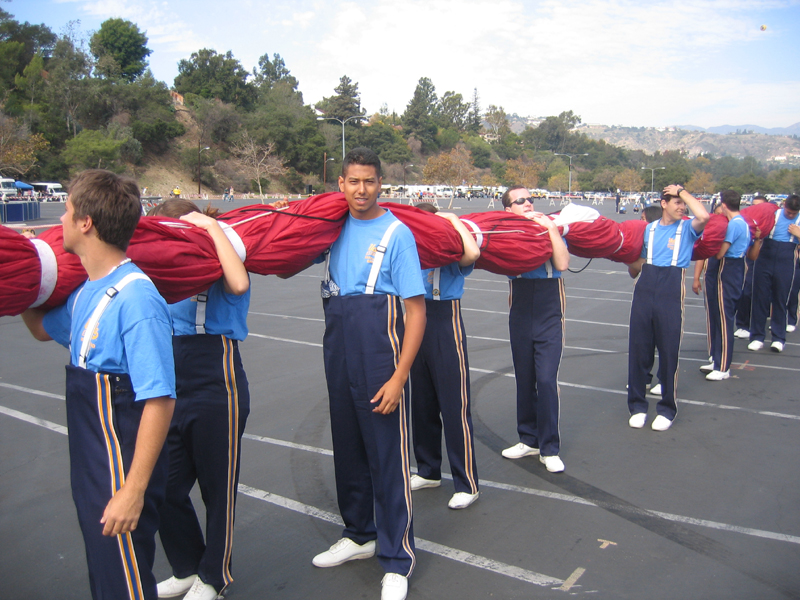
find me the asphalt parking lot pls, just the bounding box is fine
[1,197,799,599]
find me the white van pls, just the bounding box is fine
[32,182,67,201]
[1,178,16,200]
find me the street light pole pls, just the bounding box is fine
[322,152,335,189]
[317,115,368,161]
[554,153,588,194]
[641,166,666,193]
[197,145,210,196]
[403,163,414,200]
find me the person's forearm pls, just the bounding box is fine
[125,397,174,494]
[549,230,570,272]
[715,242,731,261]
[680,189,709,228]
[207,223,249,295]
[21,308,51,341]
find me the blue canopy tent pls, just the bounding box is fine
[14,181,33,190]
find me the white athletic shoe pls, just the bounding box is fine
[748,340,764,351]
[628,413,647,429]
[381,573,408,600]
[157,575,198,598]
[647,384,662,396]
[183,579,219,600]
[699,362,715,373]
[651,415,673,431]
[787,325,796,333]
[409,474,441,491]
[448,491,480,509]
[501,442,540,459]
[312,538,376,568]
[706,370,730,381]
[734,328,750,339]
[771,341,784,352]
[539,455,565,473]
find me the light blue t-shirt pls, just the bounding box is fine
[422,263,473,300]
[329,210,425,298]
[641,219,701,268]
[43,262,176,402]
[771,209,800,243]
[723,215,750,258]
[170,278,250,340]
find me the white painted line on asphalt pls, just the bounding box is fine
[250,312,325,322]
[248,333,323,348]
[243,432,332,456]
[0,381,65,400]
[3,402,799,549]
[240,432,800,546]
[237,483,566,588]
[0,405,67,434]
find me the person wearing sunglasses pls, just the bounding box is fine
[498,186,570,473]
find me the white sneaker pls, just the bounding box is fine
[501,442,540,459]
[699,362,715,373]
[647,384,662,396]
[651,415,673,431]
[748,340,763,351]
[409,474,440,491]
[734,328,750,339]
[312,538,376,568]
[628,413,647,428]
[381,573,408,600]
[706,370,730,381]
[771,341,784,352]
[157,575,198,598]
[183,579,219,600]
[787,324,796,333]
[539,455,565,473]
[448,491,479,509]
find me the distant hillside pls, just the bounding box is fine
[579,125,800,164]
[676,123,800,136]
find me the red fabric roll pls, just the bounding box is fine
[219,192,349,275]
[0,226,42,316]
[561,216,625,259]
[379,202,464,269]
[741,202,779,240]
[691,213,728,261]
[610,219,647,264]
[459,212,553,276]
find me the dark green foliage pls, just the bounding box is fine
[90,19,152,82]
[175,49,256,109]
[352,120,412,165]
[402,77,439,153]
[315,75,365,122]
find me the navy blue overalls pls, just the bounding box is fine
[508,273,565,457]
[66,271,168,600]
[320,220,416,577]
[628,221,688,421]
[158,332,250,593]
[705,255,745,372]
[410,277,479,494]
[749,219,800,344]
[786,251,800,328]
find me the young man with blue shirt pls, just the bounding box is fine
[627,185,709,431]
[697,191,751,381]
[311,148,426,600]
[407,203,481,509]
[499,185,570,473]
[147,200,252,600]
[747,194,800,353]
[21,169,176,600]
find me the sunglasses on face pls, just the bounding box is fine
[510,197,532,206]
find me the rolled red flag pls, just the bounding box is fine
[741,202,779,240]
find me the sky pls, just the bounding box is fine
[8,0,800,129]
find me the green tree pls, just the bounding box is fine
[174,49,255,108]
[0,9,56,102]
[437,91,469,132]
[484,105,510,139]
[466,87,482,134]
[90,18,152,82]
[315,75,365,122]
[422,144,474,208]
[0,111,49,176]
[62,128,126,172]
[353,119,412,165]
[252,52,298,91]
[402,77,439,152]
[44,32,92,138]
